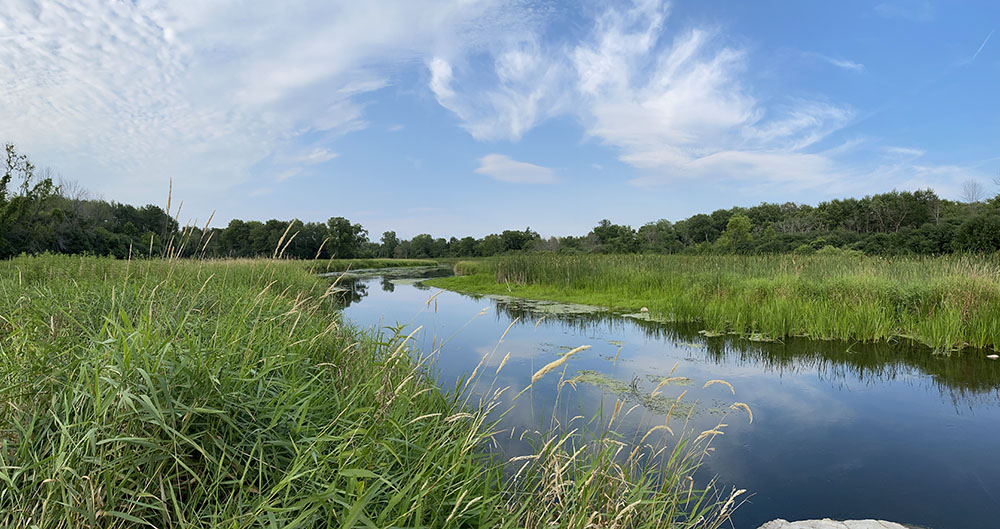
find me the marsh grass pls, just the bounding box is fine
[0,254,739,528]
[429,254,1000,352]
[304,258,439,274]
[456,312,746,529]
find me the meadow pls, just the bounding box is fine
[426,253,1000,353]
[0,254,738,528]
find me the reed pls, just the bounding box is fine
[428,253,1000,352]
[0,254,736,528]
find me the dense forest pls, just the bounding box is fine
[4,143,1000,260]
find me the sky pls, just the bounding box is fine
[1,0,999,238]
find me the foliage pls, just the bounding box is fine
[6,145,1000,261]
[0,143,58,258]
[429,253,1000,352]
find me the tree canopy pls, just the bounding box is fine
[4,144,1000,260]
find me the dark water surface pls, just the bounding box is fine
[338,268,1000,529]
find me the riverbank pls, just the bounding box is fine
[304,257,439,274]
[424,254,1000,352]
[0,255,737,528]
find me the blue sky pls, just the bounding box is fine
[1,0,998,238]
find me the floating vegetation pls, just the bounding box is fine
[570,371,697,417]
[623,312,673,324]
[573,370,632,394]
[646,374,693,386]
[486,294,607,317]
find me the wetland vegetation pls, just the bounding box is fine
[427,253,1000,353]
[344,269,1000,529]
[5,143,1000,527]
[0,254,740,528]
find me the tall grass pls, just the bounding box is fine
[304,258,439,274]
[0,254,738,528]
[429,254,1000,352]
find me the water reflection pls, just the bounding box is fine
[334,268,1000,529]
[325,265,450,308]
[481,294,1000,407]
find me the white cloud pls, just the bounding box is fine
[429,37,569,141]
[575,3,854,188]
[0,0,526,208]
[842,146,996,201]
[287,148,339,165]
[884,146,926,158]
[275,169,300,183]
[971,30,993,63]
[475,154,556,184]
[825,57,865,72]
[431,0,855,190]
[804,52,865,73]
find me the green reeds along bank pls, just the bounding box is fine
[303,257,439,274]
[427,254,1000,353]
[0,255,736,528]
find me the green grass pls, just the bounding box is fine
[303,258,438,274]
[427,254,1000,353]
[0,254,738,528]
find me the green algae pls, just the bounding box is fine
[569,370,698,417]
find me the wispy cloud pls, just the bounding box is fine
[852,146,996,201]
[884,146,926,159]
[0,0,527,206]
[429,37,568,141]
[475,154,556,183]
[804,52,865,73]
[289,148,339,165]
[434,0,855,190]
[971,30,994,62]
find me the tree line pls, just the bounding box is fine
[4,143,1000,260]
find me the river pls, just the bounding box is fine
[336,267,1000,529]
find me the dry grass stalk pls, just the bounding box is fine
[730,402,753,424]
[272,220,297,259]
[703,379,735,394]
[496,352,511,374]
[530,345,590,385]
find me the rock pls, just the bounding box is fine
[757,520,911,529]
[640,307,649,313]
[987,354,998,360]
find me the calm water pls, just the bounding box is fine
[338,268,1000,529]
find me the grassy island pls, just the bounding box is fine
[425,254,1000,353]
